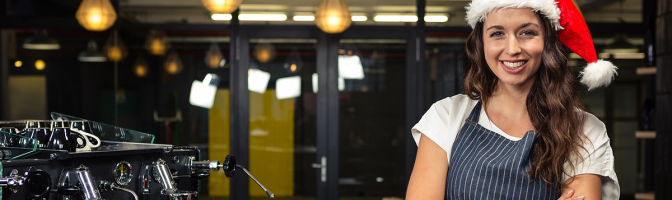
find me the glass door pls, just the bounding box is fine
[337,39,407,199]
[247,38,319,199]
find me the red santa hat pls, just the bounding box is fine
[466,0,618,91]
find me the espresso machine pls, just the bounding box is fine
[0,113,273,200]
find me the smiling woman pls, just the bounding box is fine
[482,8,544,89]
[406,0,620,200]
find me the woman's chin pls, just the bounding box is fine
[498,77,534,88]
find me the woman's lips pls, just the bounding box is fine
[500,60,527,74]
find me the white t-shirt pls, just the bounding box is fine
[412,94,620,200]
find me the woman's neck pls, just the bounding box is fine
[488,78,535,118]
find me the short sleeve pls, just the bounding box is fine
[411,94,475,161]
[563,112,620,200]
[412,104,449,152]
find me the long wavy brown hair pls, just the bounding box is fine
[463,12,588,189]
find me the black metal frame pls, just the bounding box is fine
[229,9,250,200]
[316,32,340,200]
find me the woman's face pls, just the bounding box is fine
[482,8,544,88]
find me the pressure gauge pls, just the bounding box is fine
[114,161,133,186]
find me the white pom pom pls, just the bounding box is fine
[579,59,618,91]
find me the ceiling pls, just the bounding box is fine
[118,0,643,26]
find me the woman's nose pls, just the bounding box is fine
[505,37,522,55]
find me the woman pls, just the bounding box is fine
[406,0,619,199]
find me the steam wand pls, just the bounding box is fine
[236,165,274,198]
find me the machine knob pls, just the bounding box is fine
[58,185,81,195]
[223,155,236,178]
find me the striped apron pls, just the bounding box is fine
[445,101,560,200]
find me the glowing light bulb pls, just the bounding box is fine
[135,65,147,77]
[107,47,123,61]
[14,61,22,67]
[35,60,45,70]
[75,0,117,31]
[290,64,297,72]
[166,62,178,74]
[150,39,165,55]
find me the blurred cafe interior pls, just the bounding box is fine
[0,0,671,199]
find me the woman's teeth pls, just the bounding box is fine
[502,61,526,69]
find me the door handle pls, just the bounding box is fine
[312,156,326,182]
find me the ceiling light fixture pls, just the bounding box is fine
[293,15,315,21]
[205,42,224,69]
[103,31,127,62]
[211,14,287,21]
[351,16,367,21]
[373,15,418,22]
[35,60,46,70]
[373,14,449,22]
[315,0,352,34]
[133,57,148,77]
[425,15,449,22]
[145,30,169,55]
[201,0,243,14]
[23,30,60,50]
[75,0,117,31]
[79,40,107,62]
[164,51,183,75]
[211,14,233,20]
[254,43,276,63]
[239,14,287,21]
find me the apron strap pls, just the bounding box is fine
[467,100,482,122]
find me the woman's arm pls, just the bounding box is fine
[406,134,449,200]
[558,174,603,200]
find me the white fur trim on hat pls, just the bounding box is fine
[465,0,563,30]
[579,59,618,91]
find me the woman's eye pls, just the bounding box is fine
[489,32,504,37]
[521,30,537,36]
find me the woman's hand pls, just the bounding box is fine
[557,189,585,200]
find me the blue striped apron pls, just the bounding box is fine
[445,101,560,200]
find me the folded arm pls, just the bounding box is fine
[557,174,602,200]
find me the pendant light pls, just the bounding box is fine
[145,30,169,55]
[314,0,352,34]
[164,51,183,75]
[35,60,46,70]
[103,31,127,62]
[133,57,149,77]
[205,42,224,68]
[23,29,60,50]
[79,40,107,62]
[254,43,275,63]
[75,0,117,31]
[201,0,243,14]
[283,48,303,73]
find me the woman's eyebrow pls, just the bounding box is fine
[519,22,540,29]
[485,25,504,31]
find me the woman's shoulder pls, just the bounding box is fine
[433,94,478,112]
[576,109,610,148]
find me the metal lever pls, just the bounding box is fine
[236,165,274,198]
[311,156,326,182]
[152,159,177,194]
[0,169,24,193]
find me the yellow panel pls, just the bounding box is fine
[209,89,230,196]
[249,90,294,197]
